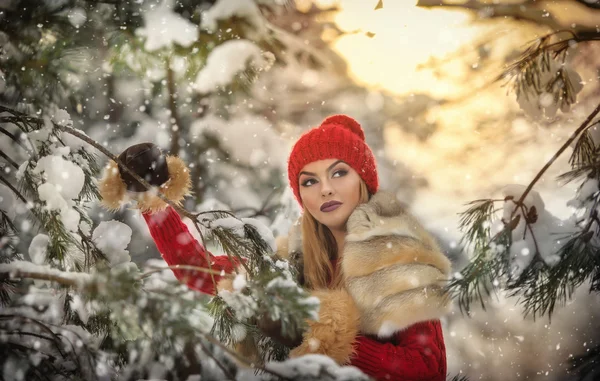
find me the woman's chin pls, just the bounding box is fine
[319,212,349,231]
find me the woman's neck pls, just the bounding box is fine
[330,228,346,259]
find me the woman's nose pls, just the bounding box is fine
[321,181,334,197]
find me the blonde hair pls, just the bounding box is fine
[301,180,370,290]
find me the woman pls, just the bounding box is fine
[99,115,452,381]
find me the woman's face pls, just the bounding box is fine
[298,158,362,232]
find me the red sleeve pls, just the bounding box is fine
[350,320,447,381]
[142,206,238,295]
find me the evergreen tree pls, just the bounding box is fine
[0,1,370,379]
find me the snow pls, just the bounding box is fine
[28,234,50,265]
[262,354,370,380]
[28,119,53,149]
[141,259,185,292]
[231,323,248,342]
[33,154,85,201]
[91,220,133,268]
[60,127,93,152]
[233,273,247,291]
[217,289,258,320]
[266,276,298,290]
[189,114,288,168]
[66,7,87,28]
[211,216,246,236]
[37,182,67,208]
[201,0,266,37]
[299,295,321,321]
[209,215,276,252]
[136,2,198,52]
[501,185,577,275]
[0,261,92,288]
[69,294,92,324]
[241,217,276,252]
[567,177,599,209]
[52,108,73,126]
[61,205,81,232]
[194,39,268,94]
[516,55,583,119]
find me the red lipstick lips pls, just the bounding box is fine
[320,200,342,212]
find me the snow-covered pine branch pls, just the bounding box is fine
[451,102,600,319]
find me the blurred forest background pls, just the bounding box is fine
[1,0,600,380]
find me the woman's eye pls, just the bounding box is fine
[301,178,316,187]
[332,170,347,178]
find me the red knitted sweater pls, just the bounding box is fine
[143,206,447,381]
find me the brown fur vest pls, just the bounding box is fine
[275,191,452,364]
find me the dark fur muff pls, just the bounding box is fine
[117,142,169,192]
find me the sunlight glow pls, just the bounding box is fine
[327,0,486,96]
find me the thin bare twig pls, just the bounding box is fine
[198,330,294,381]
[195,338,237,380]
[140,264,224,279]
[55,124,196,220]
[0,267,90,288]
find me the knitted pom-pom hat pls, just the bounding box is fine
[287,114,379,206]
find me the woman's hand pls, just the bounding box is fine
[289,288,360,365]
[256,316,303,348]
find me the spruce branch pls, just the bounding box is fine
[0,149,19,169]
[512,204,599,319]
[569,122,598,168]
[450,201,518,314]
[0,314,100,380]
[510,102,600,219]
[458,198,497,246]
[0,174,27,204]
[0,123,32,154]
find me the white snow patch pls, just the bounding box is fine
[502,184,577,275]
[92,221,133,267]
[29,234,50,265]
[33,154,85,201]
[136,2,198,51]
[516,55,583,119]
[194,40,269,94]
[232,273,247,291]
[201,0,266,37]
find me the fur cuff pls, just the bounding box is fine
[289,289,359,365]
[98,155,191,213]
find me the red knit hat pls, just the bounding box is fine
[287,114,379,206]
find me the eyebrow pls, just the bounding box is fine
[299,160,346,177]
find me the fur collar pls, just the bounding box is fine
[276,190,452,338]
